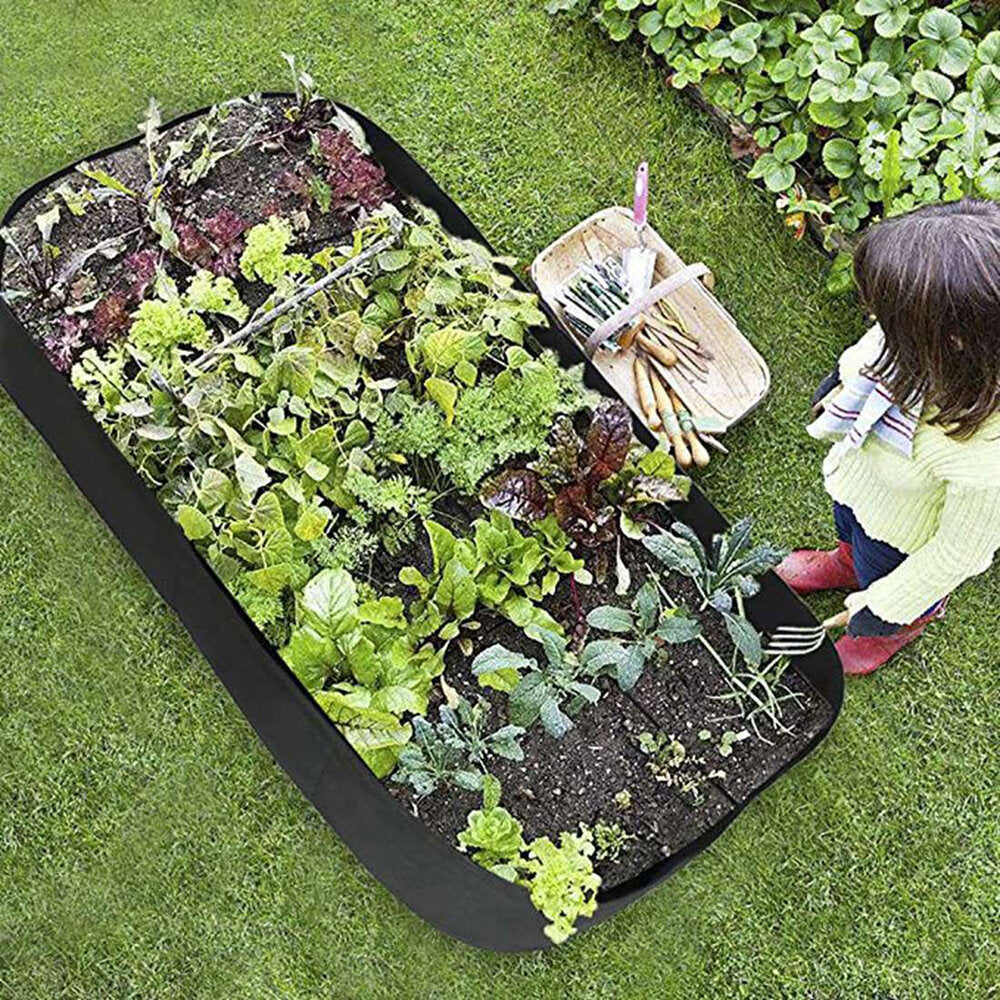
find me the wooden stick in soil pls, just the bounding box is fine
[191,217,404,371]
[649,368,691,467]
[668,387,710,468]
[633,356,661,431]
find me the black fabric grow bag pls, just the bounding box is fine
[0,96,843,951]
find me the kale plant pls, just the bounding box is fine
[392,697,525,797]
[642,518,784,666]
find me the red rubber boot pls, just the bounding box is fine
[775,541,858,595]
[835,608,942,676]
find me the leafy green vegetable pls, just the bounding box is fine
[472,627,603,739]
[582,579,701,691]
[280,568,443,772]
[398,514,573,644]
[455,776,601,941]
[642,518,784,615]
[482,402,688,551]
[239,216,312,287]
[393,697,525,797]
[456,774,526,875]
[521,827,600,944]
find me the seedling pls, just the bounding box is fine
[592,820,635,863]
[635,730,723,805]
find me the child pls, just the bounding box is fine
[776,199,1000,676]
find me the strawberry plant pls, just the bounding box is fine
[549,0,1000,271]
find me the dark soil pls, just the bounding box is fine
[1,95,836,898]
[386,529,833,892]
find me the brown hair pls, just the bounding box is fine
[853,198,1000,438]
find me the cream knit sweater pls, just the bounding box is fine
[819,327,1000,624]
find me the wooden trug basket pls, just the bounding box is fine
[531,206,769,435]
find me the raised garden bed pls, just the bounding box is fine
[0,77,842,950]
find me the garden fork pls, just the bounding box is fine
[764,611,849,658]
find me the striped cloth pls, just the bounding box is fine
[807,333,922,458]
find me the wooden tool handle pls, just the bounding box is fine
[667,387,709,468]
[618,315,644,351]
[649,370,691,467]
[823,610,850,630]
[637,333,678,368]
[633,358,661,431]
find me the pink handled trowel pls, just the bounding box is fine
[621,161,657,301]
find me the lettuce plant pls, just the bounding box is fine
[482,402,689,550]
[398,515,572,644]
[455,775,600,943]
[279,568,444,775]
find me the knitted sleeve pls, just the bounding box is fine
[845,482,1000,625]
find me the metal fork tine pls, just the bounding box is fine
[764,623,828,658]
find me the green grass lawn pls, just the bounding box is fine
[0,2,996,997]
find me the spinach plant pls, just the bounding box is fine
[279,567,444,776]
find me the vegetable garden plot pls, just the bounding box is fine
[0,80,842,950]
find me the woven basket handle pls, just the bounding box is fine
[582,261,710,357]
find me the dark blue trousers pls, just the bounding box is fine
[833,502,940,637]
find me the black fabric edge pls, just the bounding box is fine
[0,93,843,951]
